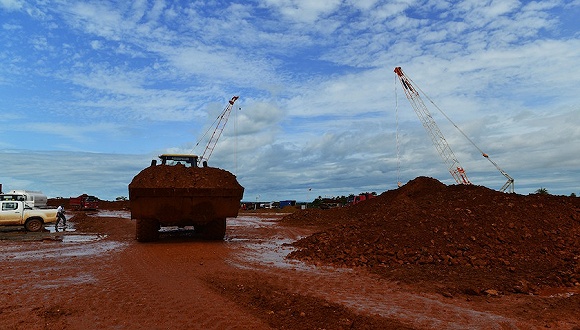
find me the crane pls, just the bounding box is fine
[394,67,470,185]
[196,95,239,166]
[394,67,514,192]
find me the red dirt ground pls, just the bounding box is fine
[1,176,579,329]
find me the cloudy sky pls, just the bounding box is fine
[1,0,579,202]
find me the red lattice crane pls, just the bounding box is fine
[394,67,470,185]
[394,67,514,192]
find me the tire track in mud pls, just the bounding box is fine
[0,232,269,329]
[55,214,271,329]
[79,240,271,330]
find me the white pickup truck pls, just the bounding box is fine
[0,200,57,232]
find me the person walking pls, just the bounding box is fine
[55,205,66,230]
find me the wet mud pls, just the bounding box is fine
[1,197,579,329]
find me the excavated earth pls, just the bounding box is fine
[128,164,243,189]
[285,177,580,297]
[0,176,579,329]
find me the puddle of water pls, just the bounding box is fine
[226,214,317,272]
[96,210,131,219]
[228,238,251,242]
[239,239,310,270]
[46,224,76,233]
[62,234,108,243]
[537,286,580,297]
[0,240,126,260]
[228,215,283,229]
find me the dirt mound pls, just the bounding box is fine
[129,164,243,189]
[284,176,580,296]
[98,200,130,210]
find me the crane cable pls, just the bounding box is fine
[395,73,402,187]
[410,76,485,156]
[191,108,224,154]
[234,105,239,175]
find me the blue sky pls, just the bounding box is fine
[1,0,579,202]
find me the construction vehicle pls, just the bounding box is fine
[348,193,376,206]
[0,190,48,208]
[69,194,99,210]
[394,67,514,193]
[0,200,57,232]
[129,154,244,242]
[129,96,244,242]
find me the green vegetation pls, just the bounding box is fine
[534,187,549,195]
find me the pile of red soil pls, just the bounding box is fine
[284,177,580,296]
[129,164,243,190]
[97,200,130,210]
[48,198,129,211]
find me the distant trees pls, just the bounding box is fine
[311,192,376,208]
[534,187,549,195]
[311,195,347,208]
[530,188,579,197]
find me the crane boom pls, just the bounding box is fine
[199,96,239,165]
[483,152,514,193]
[394,67,471,185]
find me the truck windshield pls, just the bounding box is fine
[159,155,199,167]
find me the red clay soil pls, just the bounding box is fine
[284,176,580,297]
[129,164,243,189]
[3,177,579,329]
[0,211,416,329]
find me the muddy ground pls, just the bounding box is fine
[1,178,580,329]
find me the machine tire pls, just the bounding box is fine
[200,218,226,240]
[24,218,44,232]
[136,218,160,242]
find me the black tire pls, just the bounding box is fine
[136,218,160,242]
[200,218,226,240]
[25,218,43,232]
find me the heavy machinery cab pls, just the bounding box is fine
[157,154,199,167]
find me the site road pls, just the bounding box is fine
[0,210,577,329]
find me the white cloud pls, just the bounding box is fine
[90,40,102,50]
[260,0,343,23]
[0,0,579,201]
[0,0,22,11]
[0,150,148,199]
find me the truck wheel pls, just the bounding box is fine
[200,218,226,240]
[136,218,160,242]
[24,218,44,232]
